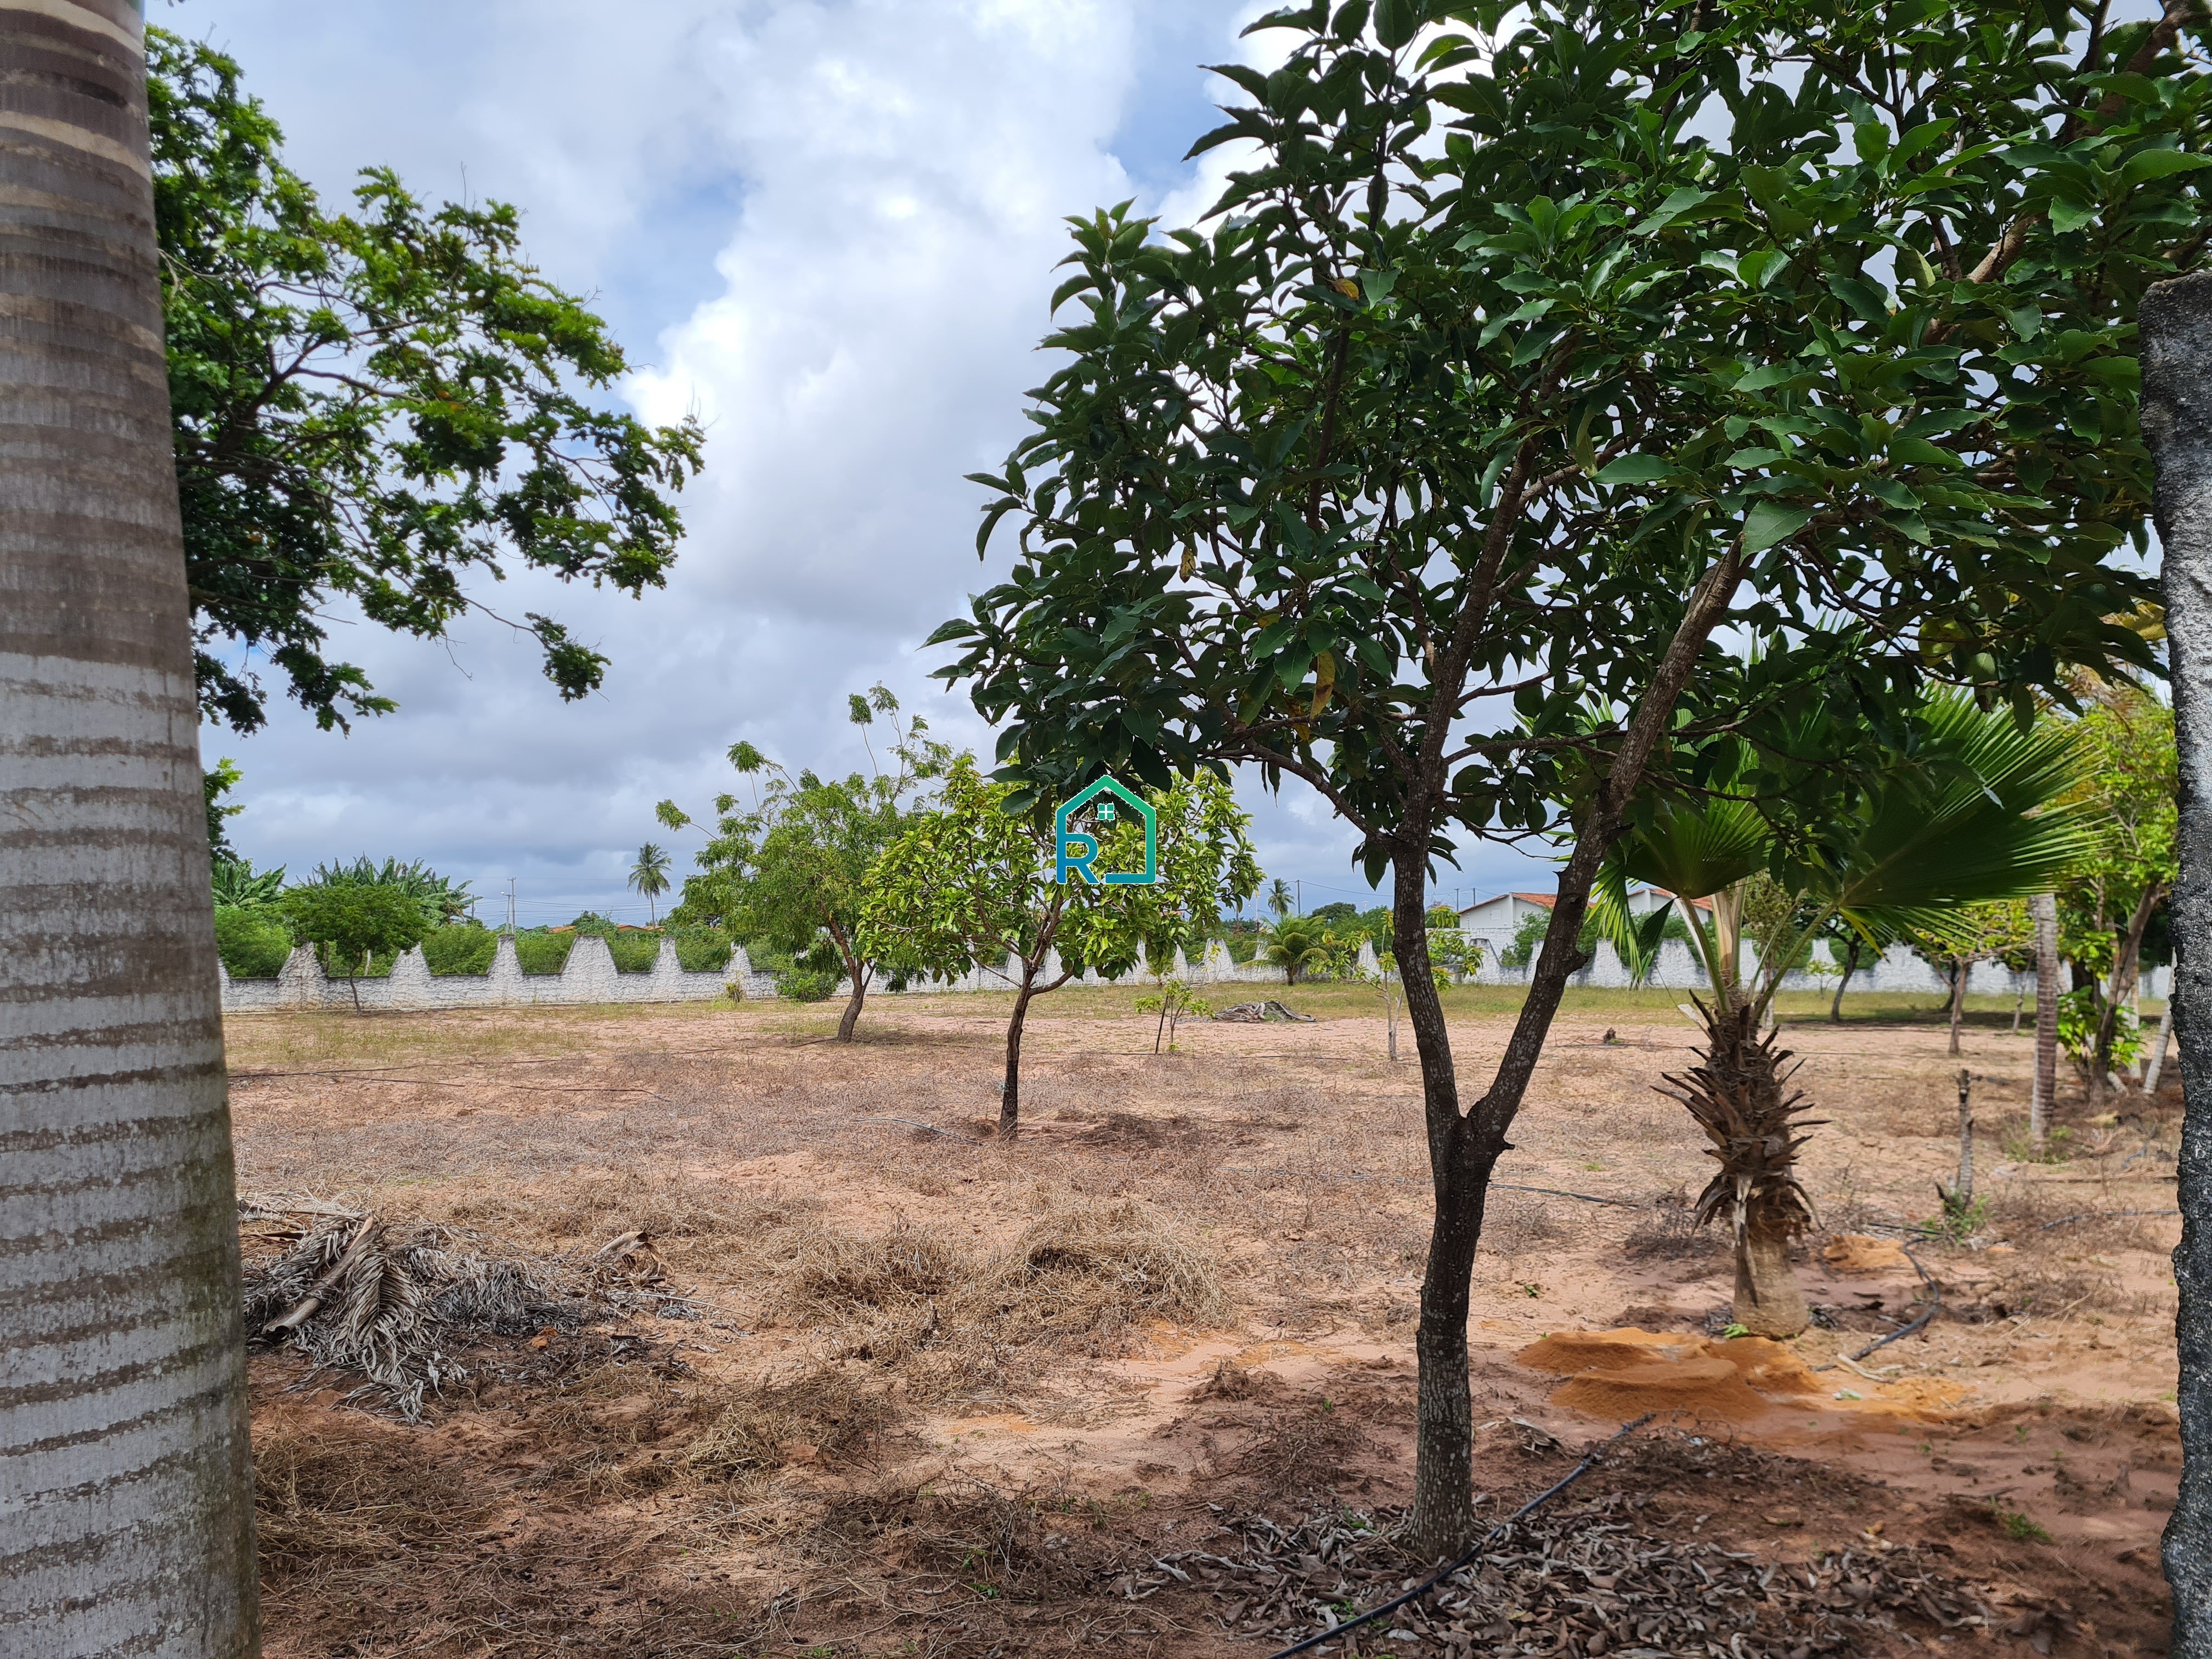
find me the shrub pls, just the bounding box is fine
[670,927,733,973]
[514,930,576,976]
[213,905,293,978]
[421,924,498,977]
[608,932,661,973]
[780,964,839,1002]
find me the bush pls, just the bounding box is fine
[608,932,661,973]
[780,964,839,1002]
[421,924,498,977]
[213,905,293,978]
[514,930,576,976]
[670,927,733,973]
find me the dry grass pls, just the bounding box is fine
[221,992,2183,1657]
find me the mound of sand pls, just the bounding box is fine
[1821,1233,1911,1273]
[1516,1328,1822,1424]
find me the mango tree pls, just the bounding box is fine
[933,0,2192,1554]
[659,686,948,1040]
[858,760,1257,1133]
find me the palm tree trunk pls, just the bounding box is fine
[1948,957,1968,1057]
[2032,893,2060,1152]
[2147,267,2212,1658]
[1734,1225,1809,1339]
[2151,996,2177,1095]
[0,4,260,1651]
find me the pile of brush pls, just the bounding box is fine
[238,1197,686,1419]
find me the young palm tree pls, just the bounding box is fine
[628,842,674,924]
[1265,876,1294,918]
[0,4,259,1647]
[1599,692,2095,1334]
[1260,915,1331,985]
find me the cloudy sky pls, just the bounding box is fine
[181,0,1552,926]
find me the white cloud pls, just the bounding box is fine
[188,0,1549,924]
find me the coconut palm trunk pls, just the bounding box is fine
[2145,266,2212,1658]
[0,3,261,1654]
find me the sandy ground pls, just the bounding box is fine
[223,984,2182,1658]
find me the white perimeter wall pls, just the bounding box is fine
[219,933,2166,1015]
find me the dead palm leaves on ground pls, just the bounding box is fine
[239,1198,689,1419]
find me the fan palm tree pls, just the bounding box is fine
[628,842,674,923]
[1597,692,2095,1335]
[0,7,259,1645]
[1260,915,1332,985]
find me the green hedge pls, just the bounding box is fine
[671,927,732,973]
[213,905,292,978]
[514,930,575,975]
[422,924,498,977]
[608,933,661,973]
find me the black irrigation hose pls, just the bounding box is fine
[1262,1415,1655,1659]
[1847,1244,1939,1363]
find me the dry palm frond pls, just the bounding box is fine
[1652,996,1825,1249]
[239,1198,628,1419]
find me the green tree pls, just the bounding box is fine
[859,759,1258,1133]
[628,843,673,924]
[202,755,244,861]
[148,30,704,732]
[280,879,425,1010]
[1265,876,1294,918]
[211,856,286,910]
[2055,679,2179,1092]
[306,856,474,928]
[661,688,947,1040]
[1258,914,1333,985]
[1909,898,2035,1058]
[935,3,2198,1548]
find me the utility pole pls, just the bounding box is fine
[505,877,517,935]
[1295,878,1302,915]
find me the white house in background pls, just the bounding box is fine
[1454,885,1711,964]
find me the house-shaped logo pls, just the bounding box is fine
[1054,777,1156,885]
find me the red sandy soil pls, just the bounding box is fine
[224,986,2180,1657]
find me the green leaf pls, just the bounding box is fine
[1593,454,1677,485]
[2047,195,2098,234]
[1634,187,1712,236]
[2120,149,2212,187]
[1742,503,1813,554]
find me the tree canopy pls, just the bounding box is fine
[659,688,949,1040]
[149,30,704,732]
[930,0,2207,1553]
[859,759,1258,1131]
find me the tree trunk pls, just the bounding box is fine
[1398,552,1742,1560]
[2152,996,2178,1096]
[1000,974,1035,1137]
[1955,1068,1976,1206]
[1948,958,1968,1057]
[1732,1226,1808,1339]
[2032,893,2060,1152]
[1830,938,1858,1023]
[2096,884,2165,1081]
[0,3,261,1652]
[2144,266,2212,1658]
